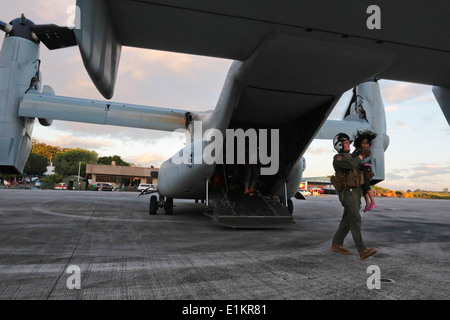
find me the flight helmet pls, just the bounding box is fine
[333,133,351,152]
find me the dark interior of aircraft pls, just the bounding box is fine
[221,98,333,195]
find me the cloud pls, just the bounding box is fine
[413,94,436,103]
[119,49,194,79]
[382,162,450,191]
[117,47,232,87]
[112,48,232,110]
[125,152,168,167]
[119,48,231,78]
[393,120,409,128]
[380,174,450,192]
[2,0,76,26]
[305,147,333,155]
[406,164,450,179]
[29,0,76,25]
[47,121,177,146]
[386,172,406,180]
[385,105,400,112]
[39,47,106,100]
[379,161,450,191]
[380,81,432,104]
[37,135,114,151]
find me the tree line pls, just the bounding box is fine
[11,140,130,178]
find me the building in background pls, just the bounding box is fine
[86,164,158,191]
[62,175,87,190]
[300,177,336,195]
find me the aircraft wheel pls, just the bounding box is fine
[164,197,173,215]
[149,195,158,215]
[287,198,293,214]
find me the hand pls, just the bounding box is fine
[361,149,371,158]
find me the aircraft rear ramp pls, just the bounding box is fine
[205,187,294,228]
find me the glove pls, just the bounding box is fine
[361,149,371,158]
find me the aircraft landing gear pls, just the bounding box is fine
[279,197,294,215]
[282,182,294,215]
[148,195,174,215]
[287,198,293,214]
[164,197,173,215]
[149,195,158,215]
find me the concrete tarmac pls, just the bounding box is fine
[0,189,449,300]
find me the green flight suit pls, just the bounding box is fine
[332,152,366,252]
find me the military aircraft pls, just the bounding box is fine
[1,1,449,227]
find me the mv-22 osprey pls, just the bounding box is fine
[1,1,449,227]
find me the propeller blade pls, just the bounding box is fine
[0,20,13,33]
[30,24,77,50]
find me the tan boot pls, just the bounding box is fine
[359,248,377,260]
[331,243,351,255]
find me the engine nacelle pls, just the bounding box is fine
[349,80,389,183]
[0,36,39,174]
[316,80,389,183]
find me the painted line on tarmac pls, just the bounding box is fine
[32,205,189,223]
[0,249,314,274]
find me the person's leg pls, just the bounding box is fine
[332,209,350,247]
[346,188,366,252]
[368,189,377,209]
[243,166,251,194]
[332,190,351,247]
[249,165,260,193]
[363,193,370,212]
[362,177,371,212]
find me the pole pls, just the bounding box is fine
[206,179,209,206]
[78,162,81,190]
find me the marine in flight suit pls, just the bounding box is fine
[330,133,377,260]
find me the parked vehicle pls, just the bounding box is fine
[298,189,311,196]
[308,187,324,194]
[95,183,114,191]
[55,183,67,190]
[137,183,156,192]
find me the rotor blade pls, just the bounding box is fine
[30,24,77,50]
[0,20,12,33]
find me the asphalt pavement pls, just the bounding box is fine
[0,189,449,301]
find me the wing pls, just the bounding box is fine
[19,92,194,132]
[75,0,450,99]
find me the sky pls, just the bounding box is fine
[2,0,449,191]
